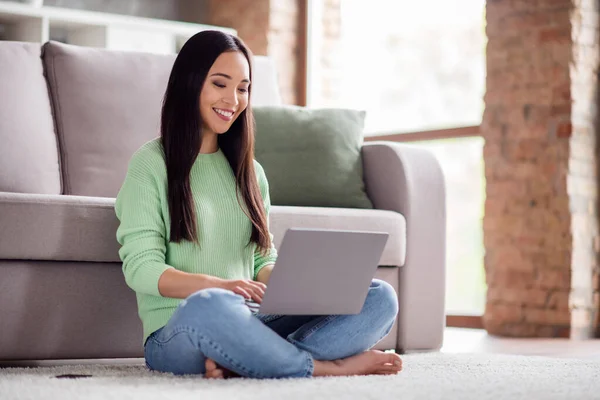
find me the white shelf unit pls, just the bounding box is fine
[0,1,236,54]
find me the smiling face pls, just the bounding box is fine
[199,51,251,137]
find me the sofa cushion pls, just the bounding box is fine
[0,192,118,263]
[42,41,285,198]
[270,206,406,267]
[0,193,405,267]
[253,106,373,209]
[0,41,61,194]
[42,41,176,197]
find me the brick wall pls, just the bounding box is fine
[483,0,600,338]
[200,0,303,105]
[311,0,343,107]
[267,0,303,105]
[202,0,270,56]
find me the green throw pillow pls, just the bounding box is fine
[253,105,373,209]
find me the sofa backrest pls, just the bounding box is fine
[0,41,61,194]
[0,40,282,197]
[41,41,282,198]
[43,41,175,197]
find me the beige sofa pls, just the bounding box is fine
[0,40,446,361]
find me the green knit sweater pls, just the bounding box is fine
[114,138,278,346]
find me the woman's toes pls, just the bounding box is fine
[387,354,402,368]
[213,369,224,379]
[204,358,225,379]
[206,368,224,379]
[205,358,217,371]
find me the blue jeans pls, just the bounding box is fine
[144,279,398,378]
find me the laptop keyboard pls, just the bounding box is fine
[245,298,260,314]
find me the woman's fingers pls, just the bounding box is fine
[247,286,263,303]
[246,281,265,296]
[233,286,251,300]
[234,285,261,303]
[238,281,263,303]
[246,279,265,289]
[253,281,267,290]
[231,280,267,303]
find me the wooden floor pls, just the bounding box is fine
[441,328,600,360]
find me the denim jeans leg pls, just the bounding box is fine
[144,288,314,378]
[285,279,399,361]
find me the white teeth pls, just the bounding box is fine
[214,108,233,118]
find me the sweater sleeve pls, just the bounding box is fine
[114,152,174,297]
[253,161,278,280]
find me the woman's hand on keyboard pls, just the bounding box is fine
[219,279,266,303]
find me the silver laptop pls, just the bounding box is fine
[253,228,389,315]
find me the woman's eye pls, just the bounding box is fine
[213,82,226,88]
[238,88,248,93]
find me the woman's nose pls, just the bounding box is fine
[222,91,238,105]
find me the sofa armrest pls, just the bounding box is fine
[362,141,446,352]
[0,192,120,262]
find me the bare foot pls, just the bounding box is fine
[204,358,240,379]
[313,350,402,377]
[204,358,224,379]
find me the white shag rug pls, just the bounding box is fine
[1,353,600,400]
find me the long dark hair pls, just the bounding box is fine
[160,30,271,253]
